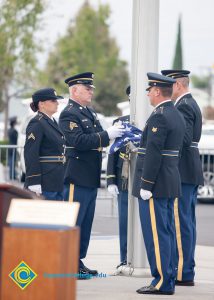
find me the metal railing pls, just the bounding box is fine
[2,144,213,201]
[0,145,24,183]
[198,150,214,200]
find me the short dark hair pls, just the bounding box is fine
[177,77,189,88]
[159,86,173,97]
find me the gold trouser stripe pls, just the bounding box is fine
[69,184,74,203]
[174,198,183,281]
[149,198,164,290]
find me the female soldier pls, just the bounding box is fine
[24,88,66,200]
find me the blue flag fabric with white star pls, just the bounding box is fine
[109,123,142,154]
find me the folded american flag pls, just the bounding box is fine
[109,123,142,154]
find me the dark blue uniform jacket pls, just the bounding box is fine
[59,99,110,188]
[132,101,186,198]
[107,115,130,191]
[175,93,204,185]
[24,112,66,192]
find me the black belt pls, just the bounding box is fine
[66,146,102,152]
[137,148,179,157]
[39,156,66,163]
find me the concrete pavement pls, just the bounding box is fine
[77,237,214,300]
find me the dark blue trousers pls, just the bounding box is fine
[118,191,128,263]
[175,184,198,281]
[64,184,97,268]
[42,191,63,200]
[138,197,176,292]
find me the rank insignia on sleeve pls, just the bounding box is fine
[69,122,78,130]
[152,127,158,133]
[28,133,35,140]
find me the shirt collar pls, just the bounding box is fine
[154,99,171,109]
[42,112,54,121]
[174,92,190,106]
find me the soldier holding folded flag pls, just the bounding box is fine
[107,86,142,273]
[59,72,125,279]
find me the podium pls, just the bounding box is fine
[0,184,39,254]
[1,226,79,300]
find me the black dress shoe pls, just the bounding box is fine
[78,268,92,280]
[81,265,98,276]
[136,285,174,295]
[175,280,195,286]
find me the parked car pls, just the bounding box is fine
[198,123,214,202]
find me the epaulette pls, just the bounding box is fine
[65,103,73,112]
[178,97,188,105]
[154,106,164,114]
[35,113,43,120]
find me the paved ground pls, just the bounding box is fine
[77,238,214,300]
[93,188,214,246]
[76,188,214,299]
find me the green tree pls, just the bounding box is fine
[0,0,44,138]
[40,1,129,115]
[172,16,183,69]
[191,75,209,89]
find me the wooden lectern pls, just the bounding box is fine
[0,184,40,255]
[0,184,80,300]
[1,226,79,300]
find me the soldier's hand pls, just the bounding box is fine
[140,188,152,200]
[28,184,42,196]
[106,125,125,140]
[108,184,119,197]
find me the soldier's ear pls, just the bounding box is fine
[155,87,160,96]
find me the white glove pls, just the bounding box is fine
[108,184,119,197]
[28,184,42,195]
[140,188,152,200]
[106,125,125,140]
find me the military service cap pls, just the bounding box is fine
[146,72,176,91]
[65,72,95,88]
[161,69,190,79]
[30,88,63,112]
[126,85,131,96]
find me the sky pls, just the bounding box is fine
[39,0,214,76]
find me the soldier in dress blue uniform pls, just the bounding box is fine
[133,73,185,295]
[161,69,204,286]
[107,85,131,271]
[24,88,66,200]
[58,72,124,278]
